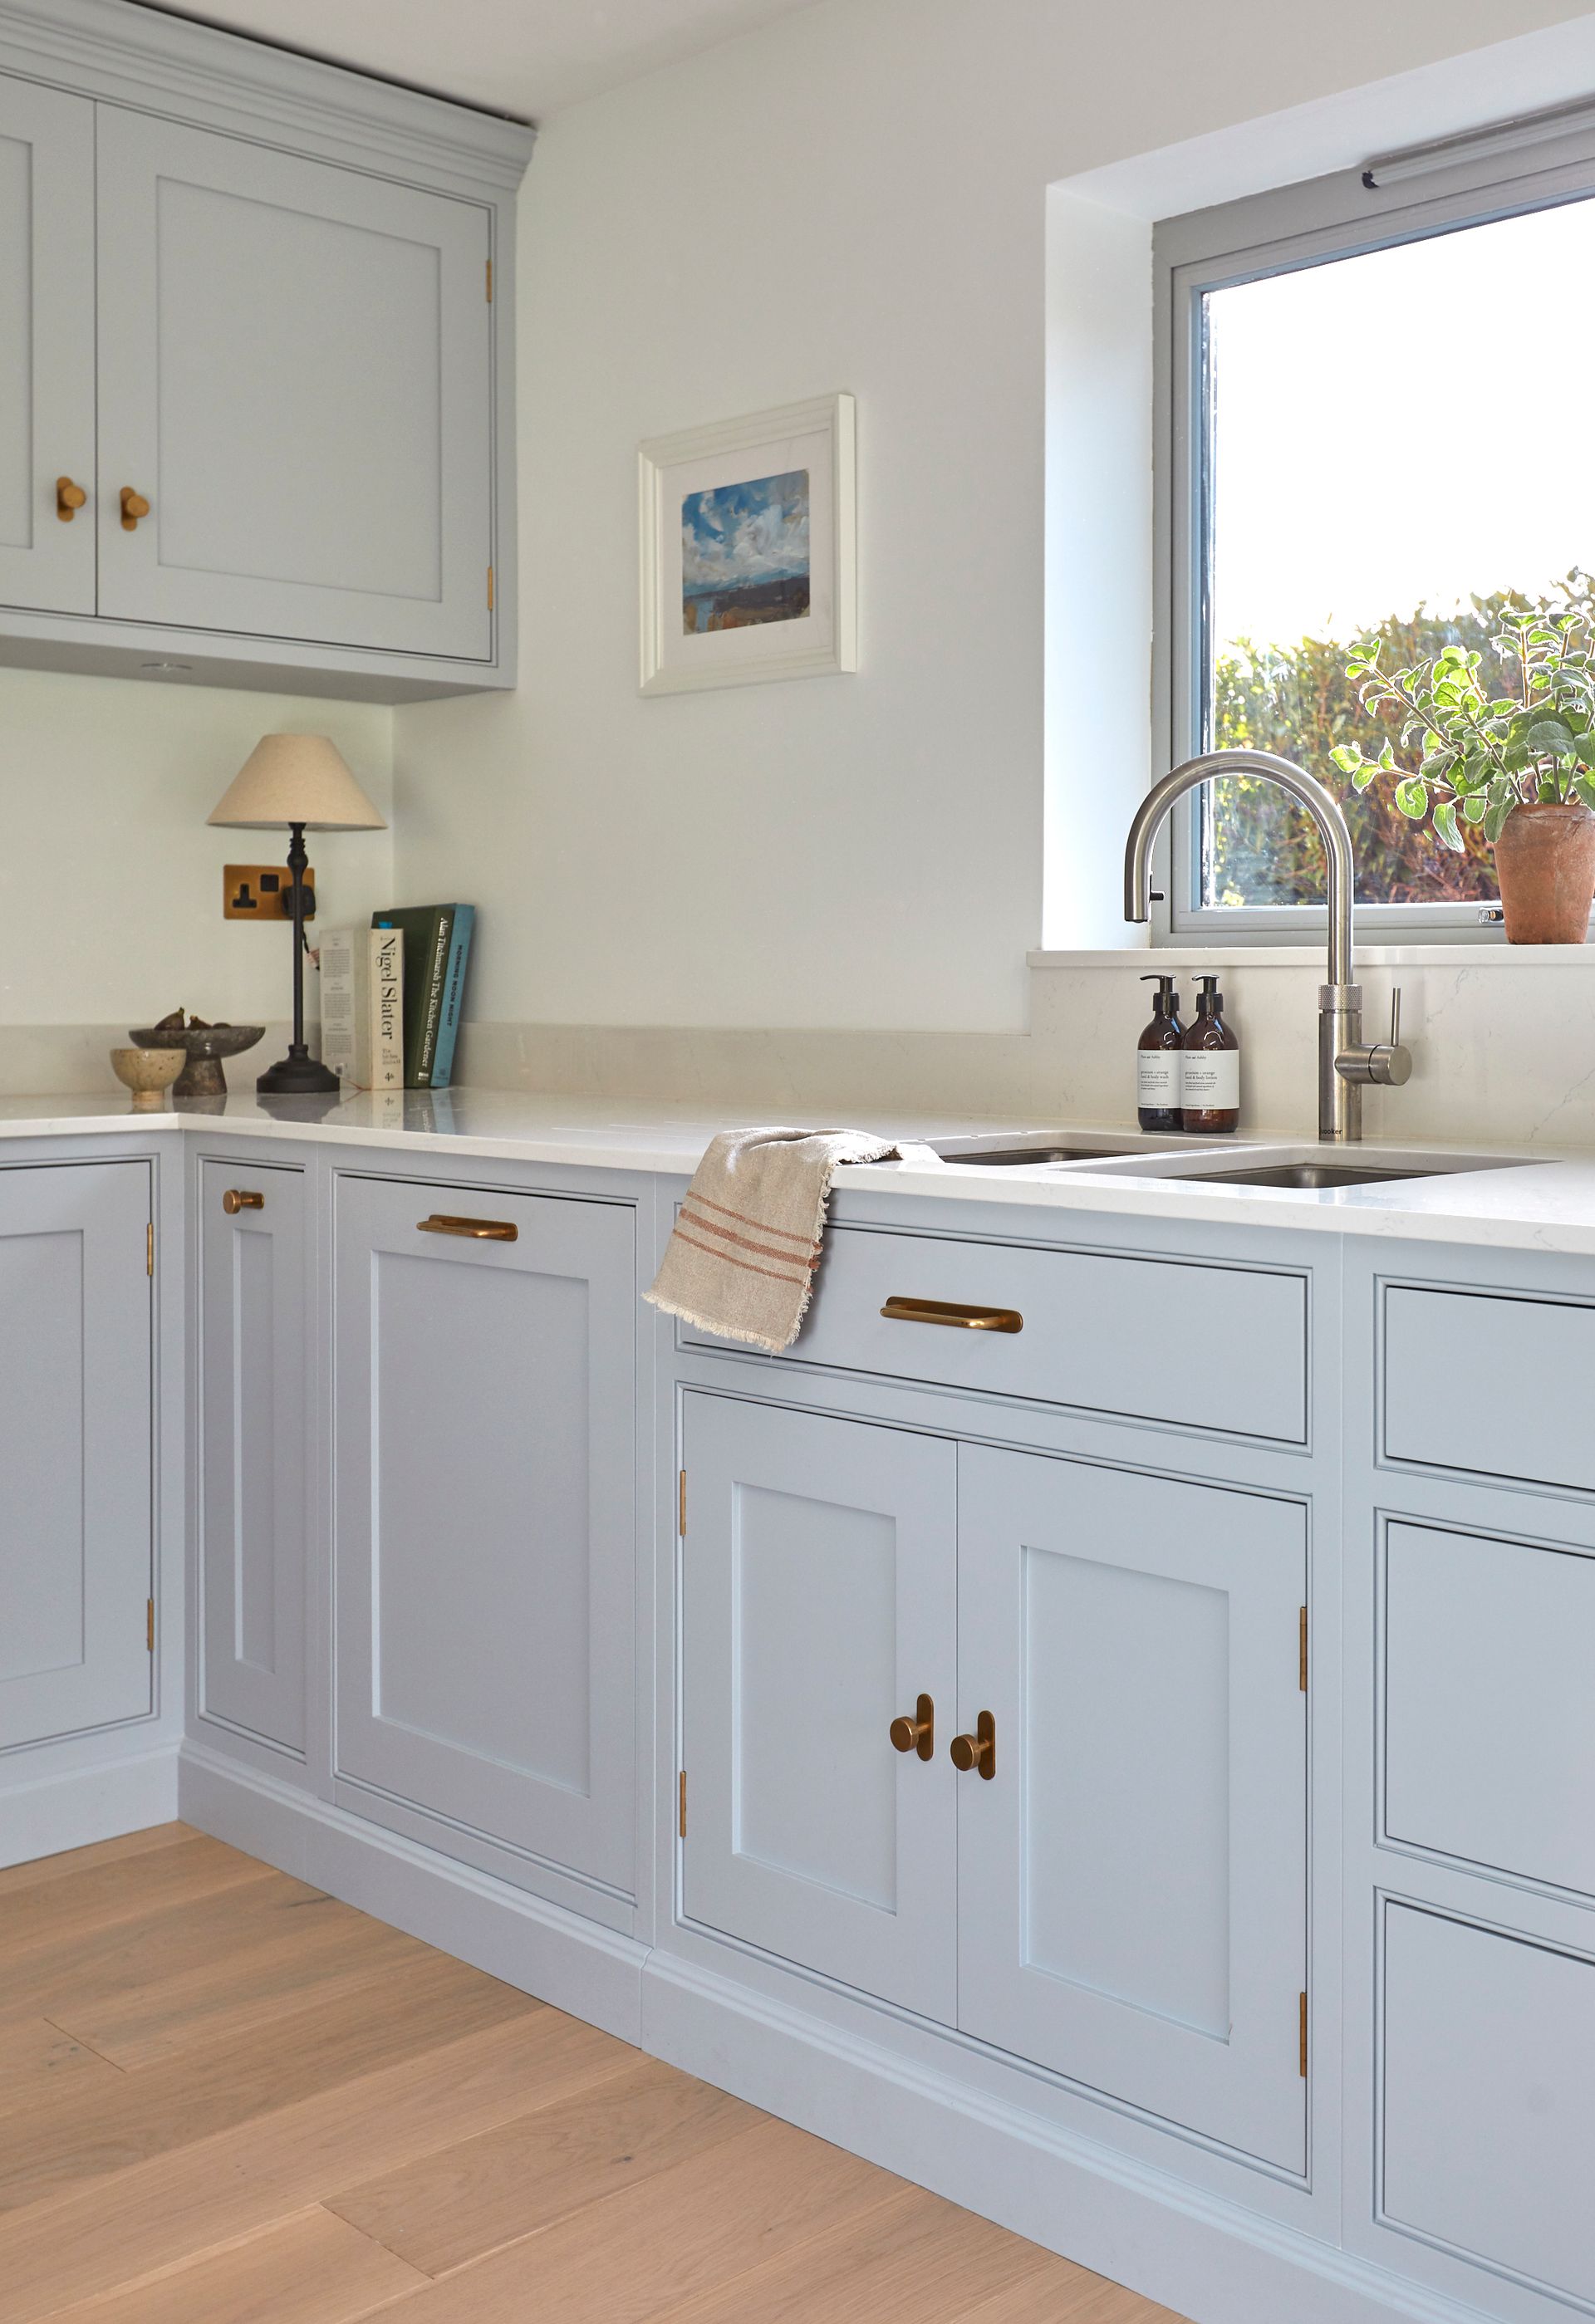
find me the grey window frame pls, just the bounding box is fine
[1152,116,1595,947]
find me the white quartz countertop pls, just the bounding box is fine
[7,1086,1595,1257]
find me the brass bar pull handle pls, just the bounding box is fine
[418,1213,518,1242]
[120,486,150,531]
[56,475,87,521]
[881,1297,1022,1334]
[889,1693,935,1762]
[950,1710,996,1779]
[222,1189,264,1215]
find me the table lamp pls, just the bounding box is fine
[209,734,386,1096]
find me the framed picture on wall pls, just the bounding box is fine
[638,392,856,694]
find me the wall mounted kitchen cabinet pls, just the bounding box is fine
[194,1155,308,1758]
[0,76,95,617]
[0,0,533,701]
[0,1159,153,1752]
[332,1173,637,1909]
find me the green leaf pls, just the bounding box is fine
[1526,717,1577,757]
[1395,775,1429,819]
[1432,798,1465,851]
[1485,795,1514,846]
[1328,743,1363,774]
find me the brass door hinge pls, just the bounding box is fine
[1299,1990,1308,2079]
[487,564,494,611]
[678,1770,687,1839]
[486,256,493,302]
[146,1222,155,1277]
[678,1468,686,1538]
[1298,1606,1308,1693]
[146,1597,155,1654]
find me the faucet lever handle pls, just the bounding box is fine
[1390,987,1401,1052]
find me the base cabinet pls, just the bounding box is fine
[682,1395,958,2019]
[956,1444,1308,2170]
[0,1160,152,1750]
[333,1174,637,1899]
[195,1156,307,1755]
[1382,1900,1595,2310]
[681,1390,1308,2167]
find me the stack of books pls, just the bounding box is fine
[319,905,474,1091]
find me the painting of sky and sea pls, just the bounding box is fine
[682,469,810,635]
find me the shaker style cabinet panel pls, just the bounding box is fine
[195,1159,307,1755]
[0,78,96,616]
[0,1161,152,1751]
[955,1446,1308,2171]
[681,1395,959,2022]
[95,109,493,662]
[1384,1520,1595,1900]
[333,1175,636,1896]
[1382,1901,1595,2309]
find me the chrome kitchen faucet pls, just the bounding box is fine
[1122,750,1411,1142]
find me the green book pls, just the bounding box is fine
[371,905,455,1088]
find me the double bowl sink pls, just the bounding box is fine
[930,1132,1535,1193]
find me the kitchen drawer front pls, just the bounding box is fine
[1384,1282,1595,1494]
[1382,1900,1595,2309]
[197,1156,307,1756]
[685,1225,1308,1444]
[1385,1521,1595,1900]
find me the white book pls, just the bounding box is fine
[319,924,405,1091]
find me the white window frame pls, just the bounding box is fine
[1152,114,1595,947]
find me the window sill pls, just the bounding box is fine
[1028,944,1595,969]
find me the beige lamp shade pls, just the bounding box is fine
[207,733,386,831]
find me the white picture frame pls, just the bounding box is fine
[638,392,856,694]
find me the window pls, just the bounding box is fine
[1156,109,1595,938]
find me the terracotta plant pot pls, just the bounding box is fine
[1493,801,1595,944]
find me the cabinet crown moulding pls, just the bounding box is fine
[0,0,536,194]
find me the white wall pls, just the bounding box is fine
[0,666,392,1038]
[393,0,1595,1037]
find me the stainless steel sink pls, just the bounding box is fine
[937,1142,1148,1167]
[1175,1160,1430,1190]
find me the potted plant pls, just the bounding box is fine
[1329,606,1595,942]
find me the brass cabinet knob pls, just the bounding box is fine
[222,1189,264,1214]
[120,486,151,531]
[56,475,87,522]
[889,1694,935,1762]
[950,1709,996,1779]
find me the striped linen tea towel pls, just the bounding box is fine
[645,1125,941,1354]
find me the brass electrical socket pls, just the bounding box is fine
[224,865,316,920]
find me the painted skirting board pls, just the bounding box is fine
[0,1741,179,1870]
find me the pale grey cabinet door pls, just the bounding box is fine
[334,1178,636,1892]
[0,78,95,615]
[95,108,492,659]
[681,1395,958,2022]
[0,1161,151,1749]
[956,1447,1307,2170]
[196,1159,307,1754]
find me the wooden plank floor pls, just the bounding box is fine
[0,1824,1192,2324]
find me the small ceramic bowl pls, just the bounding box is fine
[110,1046,186,1111]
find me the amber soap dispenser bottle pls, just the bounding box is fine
[1136,973,1185,1133]
[1181,973,1239,1134]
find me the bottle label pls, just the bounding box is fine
[1137,1052,1183,1107]
[1182,1052,1240,1110]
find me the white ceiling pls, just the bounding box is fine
[140,0,821,120]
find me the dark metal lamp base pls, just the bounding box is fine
[257,1049,341,1096]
